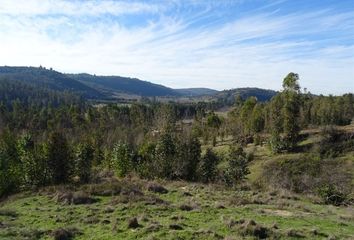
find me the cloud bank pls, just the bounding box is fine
[0,0,353,94]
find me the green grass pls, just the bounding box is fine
[1,180,353,240]
[1,129,353,239]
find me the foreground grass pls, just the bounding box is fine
[0,178,353,240]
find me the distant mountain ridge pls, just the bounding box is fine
[0,66,277,102]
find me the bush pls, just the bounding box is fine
[317,184,347,206]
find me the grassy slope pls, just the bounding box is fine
[1,179,353,239]
[1,131,354,240]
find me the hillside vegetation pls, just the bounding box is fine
[0,72,353,239]
[0,66,277,103]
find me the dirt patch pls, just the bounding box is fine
[262,209,294,217]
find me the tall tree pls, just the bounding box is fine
[46,132,73,184]
[282,72,301,149]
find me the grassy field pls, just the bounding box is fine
[1,129,353,240]
[0,176,353,240]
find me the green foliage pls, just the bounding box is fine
[74,142,94,183]
[17,134,49,187]
[318,184,347,206]
[223,146,250,186]
[206,112,222,129]
[154,131,176,179]
[198,148,219,183]
[136,142,157,179]
[282,72,300,93]
[112,142,133,177]
[175,135,201,180]
[0,131,21,197]
[46,132,73,184]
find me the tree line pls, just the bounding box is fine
[1,72,353,198]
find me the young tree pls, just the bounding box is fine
[282,72,301,150]
[46,132,73,184]
[224,146,250,186]
[0,130,21,197]
[17,134,49,187]
[155,131,176,179]
[112,142,132,177]
[199,148,219,183]
[74,142,94,183]
[175,135,201,181]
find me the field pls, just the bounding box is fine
[1,178,353,240]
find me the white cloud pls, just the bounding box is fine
[0,0,353,95]
[0,0,161,16]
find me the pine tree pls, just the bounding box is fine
[0,130,21,197]
[17,134,49,187]
[112,142,132,177]
[46,132,73,184]
[75,142,94,183]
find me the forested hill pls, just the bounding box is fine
[0,66,277,103]
[67,73,179,97]
[174,88,219,96]
[0,66,104,99]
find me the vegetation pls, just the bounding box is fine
[0,70,353,239]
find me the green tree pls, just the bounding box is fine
[155,131,176,178]
[175,135,201,180]
[224,146,250,186]
[112,142,132,177]
[17,134,49,187]
[282,72,301,150]
[46,132,73,184]
[0,130,21,197]
[74,142,94,183]
[199,148,219,183]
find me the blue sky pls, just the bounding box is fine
[0,0,353,94]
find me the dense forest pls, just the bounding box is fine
[1,72,353,204]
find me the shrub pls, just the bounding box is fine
[317,184,347,206]
[261,154,352,205]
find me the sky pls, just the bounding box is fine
[0,0,353,94]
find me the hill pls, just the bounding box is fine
[174,88,219,96]
[0,66,104,99]
[68,73,179,97]
[0,66,278,104]
[215,87,277,105]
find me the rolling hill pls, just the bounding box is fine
[0,66,104,99]
[67,73,179,97]
[0,66,278,103]
[174,88,219,96]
